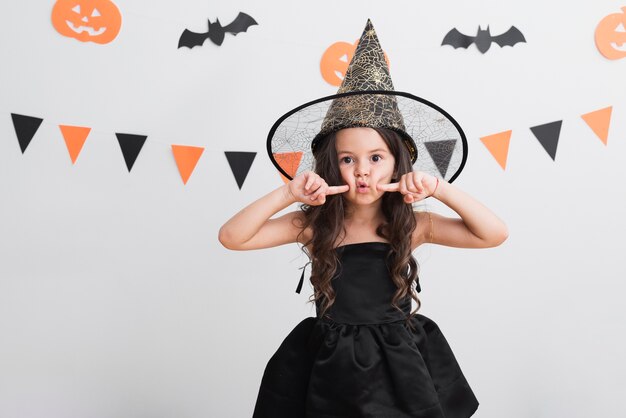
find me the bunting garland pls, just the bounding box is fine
[59,125,91,164]
[530,120,563,161]
[479,106,613,169]
[423,140,457,178]
[581,106,612,145]
[7,105,617,184]
[172,145,205,185]
[225,152,256,189]
[273,152,303,184]
[8,113,259,188]
[480,130,511,170]
[115,133,147,172]
[11,113,43,153]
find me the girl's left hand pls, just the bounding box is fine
[376,171,439,203]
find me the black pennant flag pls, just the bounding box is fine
[424,139,457,178]
[530,121,562,161]
[225,151,256,189]
[115,133,147,172]
[11,113,43,153]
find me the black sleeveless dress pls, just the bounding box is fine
[253,242,479,418]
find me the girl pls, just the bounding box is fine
[219,20,508,418]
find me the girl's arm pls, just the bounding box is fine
[420,180,508,248]
[218,184,301,250]
[218,172,349,250]
[378,173,508,249]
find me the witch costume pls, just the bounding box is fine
[255,20,478,418]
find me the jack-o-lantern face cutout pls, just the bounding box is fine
[52,0,122,44]
[320,39,390,86]
[595,6,626,60]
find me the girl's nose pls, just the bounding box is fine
[355,162,369,176]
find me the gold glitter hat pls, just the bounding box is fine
[267,19,468,182]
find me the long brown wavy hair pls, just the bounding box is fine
[297,127,422,325]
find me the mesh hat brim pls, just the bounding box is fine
[267,90,468,183]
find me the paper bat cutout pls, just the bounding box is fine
[442,25,526,53]
[178,12,258,48]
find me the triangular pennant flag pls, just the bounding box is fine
[115,133,147,172]
[424,140,456,178]
[480,130,512,170]
[225,152,256,189]
[11,113,43,153]
[172,145,205,185]
[273,152,303,184]
[530,121,562,161]
[59,125,91,164]
[581,106,612,145]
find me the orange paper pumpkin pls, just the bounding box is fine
[595,7,626,60]
[321,39,390,86]
[52,0,122,44]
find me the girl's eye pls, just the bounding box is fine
[372,154,382,162]
[341,156,353,164]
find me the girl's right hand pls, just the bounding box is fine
[287,171,349,206]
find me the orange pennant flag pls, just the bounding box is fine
[59,125,91,164]
[581,106,612,145]
[172,145,204,185]
[480,130,512,170]
[273,152,303,184]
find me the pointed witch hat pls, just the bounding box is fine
[267,19,468,183]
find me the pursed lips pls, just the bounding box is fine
[356,181,370,193]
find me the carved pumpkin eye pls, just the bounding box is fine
[71,5,80,14]
[92,8,101,17]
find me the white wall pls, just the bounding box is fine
[1,1,625,417]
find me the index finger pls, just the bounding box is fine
[376,182,400,192]
[326,185,350,195]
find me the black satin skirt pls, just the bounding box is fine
[252,314,479,418]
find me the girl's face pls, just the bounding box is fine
[335,127,396,206]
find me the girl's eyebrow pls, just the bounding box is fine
[337,148,389,154]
